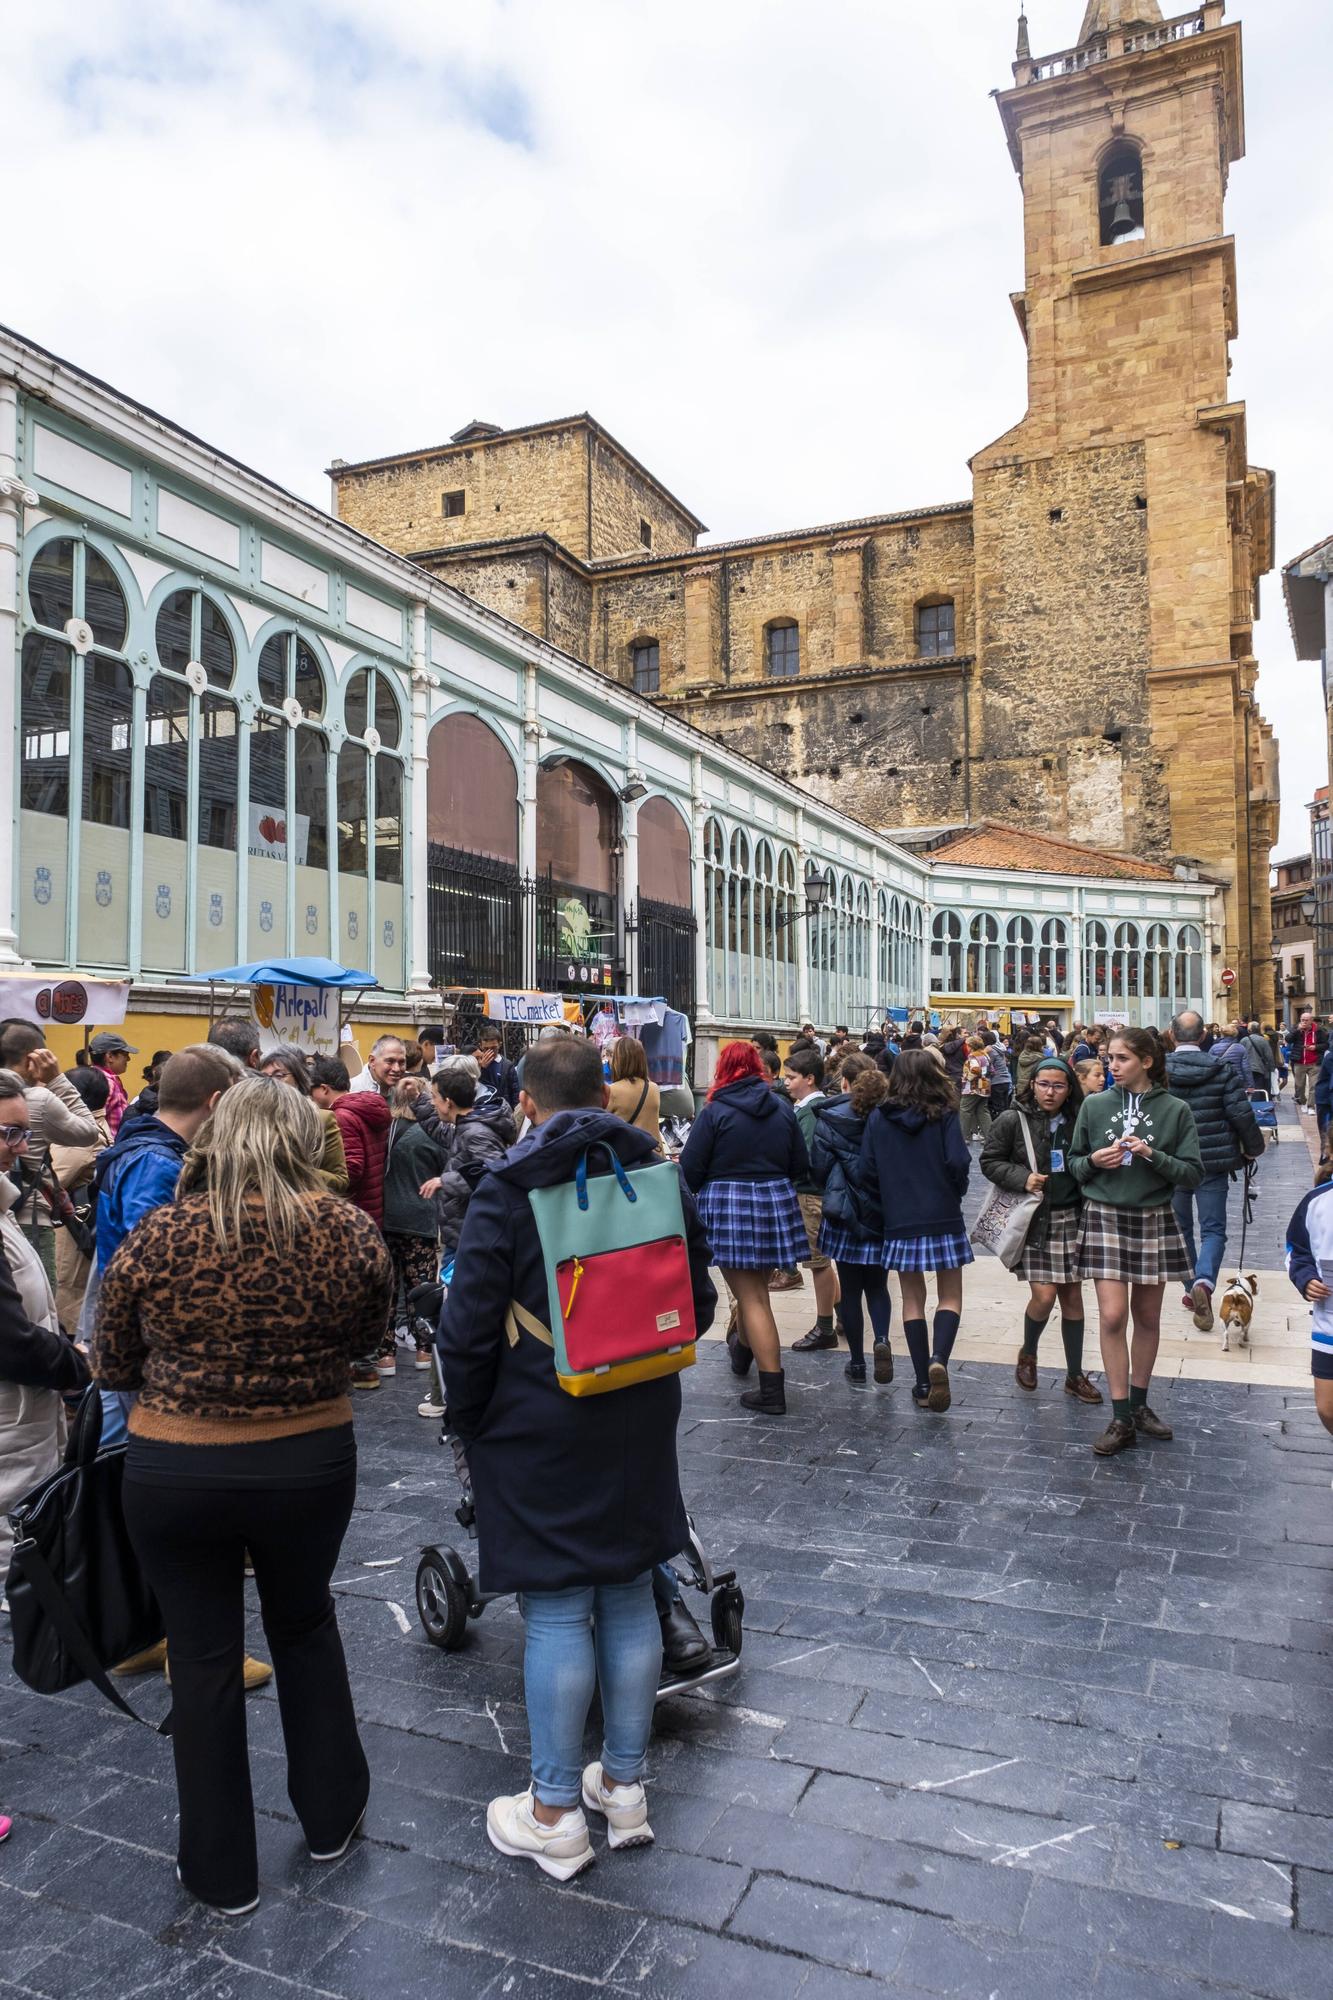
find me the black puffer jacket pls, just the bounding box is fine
[1164,1046,1263,1177]
[809,1097,883,1241]
[415,1097,519,1252]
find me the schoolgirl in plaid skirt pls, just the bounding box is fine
[809,1057,894,1385]
[860,1049,973,1414]
[977,1056,1103,1408]
[681,1043,810,1415]
[1068,1028,1203,1459]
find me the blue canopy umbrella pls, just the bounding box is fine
[184,957,378,989]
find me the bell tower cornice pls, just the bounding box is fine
[1001,5,1241,173]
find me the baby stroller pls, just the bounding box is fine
[410,1294,744,1699]
[1250,1088,1279,1147]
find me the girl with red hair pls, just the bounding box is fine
[680,1041,809,1414]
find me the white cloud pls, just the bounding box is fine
[3,0,1327,851]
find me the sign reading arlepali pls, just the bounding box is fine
[0,972,132,1028]
[251,982,342,1056]
[483,990,569,1025]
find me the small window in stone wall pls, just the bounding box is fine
[765,620,799,678]
[916,600,955,658]
[632,641,660,695]
[639,519,652,550]
[442,490,466,518]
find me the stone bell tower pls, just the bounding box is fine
[970,1,1277,1013]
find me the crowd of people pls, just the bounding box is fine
[0,995,1327,1898]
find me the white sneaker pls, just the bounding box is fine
[581,1762,654,1850]
[486,1789,593,1881]
[418,1396,445,1419]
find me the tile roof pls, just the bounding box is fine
[926,821,1181,882]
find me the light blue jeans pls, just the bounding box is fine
[517,1573,661,1808]
[1172,1174,1231,1292]
[99,1389,137,1447]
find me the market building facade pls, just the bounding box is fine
[0,326,1217,1072]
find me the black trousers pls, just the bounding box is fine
[123,1425,368,1908]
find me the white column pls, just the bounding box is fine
[1070,889,1086,1020]
[690,752,711,1025]
[621,720,639,991]
[522,663,540,987]
[0,379,35,965]
[795,807,812,1028]
[408,603,433,992]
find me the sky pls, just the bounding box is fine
[2,0,1329,855]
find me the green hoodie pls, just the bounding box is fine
[1069,1083,1203,1209]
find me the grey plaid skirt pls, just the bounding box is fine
[1016,1204,1081,1285]
[1074,1200,1191,1284]
[696,1177,810,1272]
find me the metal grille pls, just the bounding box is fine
[426,844,524,993]
[636,897,697,1022]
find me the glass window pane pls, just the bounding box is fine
[344,668,370,740]
[199,694,238,851]
[294,641,323,720]
[337,741,368,873]
[155,590,194,676]
[294,728,329,869]
[20,634,71,814]
[27,538,75,630]
[143,677,190,840]
[374,673,402,749]
[84,550,127,652]
[201,598,234,688]
[258,633,287,706]
[248,710,287,956]
[83,658,133,828]
[374,756,403,884]
[426,713,518,863]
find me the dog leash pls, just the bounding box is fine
[1237,1158,1258,1271]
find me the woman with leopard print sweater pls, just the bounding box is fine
[92,1077,393,1917]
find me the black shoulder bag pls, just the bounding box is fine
[6,1385,170,1731]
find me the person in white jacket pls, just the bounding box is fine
[0,1022,98,1285]
[0,1068,91,1580]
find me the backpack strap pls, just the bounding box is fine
[505,1298,554,1350]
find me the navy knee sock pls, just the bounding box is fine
[903,1318,930,1392]
[932,1310,961,1365]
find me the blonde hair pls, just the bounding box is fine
[178,1074,325,1253]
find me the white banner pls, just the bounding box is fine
[251,983,342,1056]
[248,803,309,867]
[1094,1010,1129,1028]
[483,989,567,1025]
[0,973,131,1028]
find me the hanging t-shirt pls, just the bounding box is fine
[638,1008,690,1086]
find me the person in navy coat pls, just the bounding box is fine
[440,1035,715,1882]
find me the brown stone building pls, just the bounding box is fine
[329,0,1278,1013]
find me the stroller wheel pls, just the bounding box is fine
[710,1581,745,1657]
[416,1552,469,1650]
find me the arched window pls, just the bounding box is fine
[1099,140,1145,246]
[1143,922,1170,999]
[967,913,1001,993]
[1176,925,1204,1009]
[878,890,890,995]
[344,664,402,749]
[931,910,964,992]
[1040,918,1069,994]
[20,537,132,967]
[777,848,798,1020]
[631,640,660,695]
[1006,915,1037,996]
[537,760,620,987]
[1114,922,1141,1000]
[765,620,799,679]
[246,631,330,959]
[916,598,955,658]
[427,712,519,864]
[1085,920,1110,999]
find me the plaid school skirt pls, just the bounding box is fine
[1016,1204,1081,1286]
[817,1217,883,1267]
[696,1178,810,1272]
[1074,1200,1191,1284]
[879,1229,974,1274]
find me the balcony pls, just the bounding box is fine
[1019,9,1210,86]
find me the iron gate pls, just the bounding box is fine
[426,844,524,993]
[635,897,697,1023]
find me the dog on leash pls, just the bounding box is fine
[1218,1274,1258,1352]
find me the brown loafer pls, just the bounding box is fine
[1015,1350,1038,1392]
[1092,1417,1137,1457]
[768,1270,805,1293]
[1133,1403,1173,1441]
[926,1360,951,1412]
[792,1327,839,1352]
[1064,1374,1104,1405]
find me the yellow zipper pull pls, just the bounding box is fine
[563,1258,585,1318]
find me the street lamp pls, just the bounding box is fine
[1301,893,1318,923]
[777,867,833,927]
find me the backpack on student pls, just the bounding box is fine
[506,1142,698,1396]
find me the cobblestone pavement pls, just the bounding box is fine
[3,1100,1332,1997]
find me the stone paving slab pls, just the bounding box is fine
[3,1094,1333,1995]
